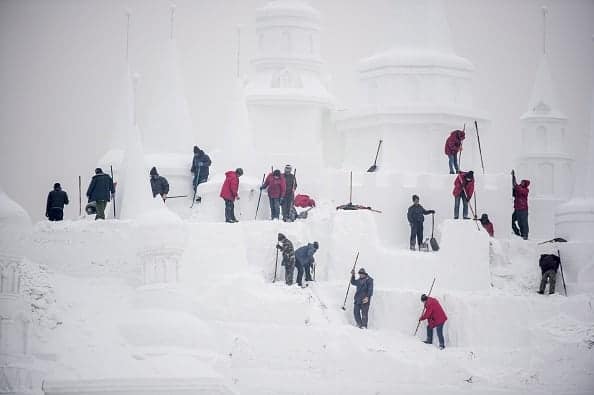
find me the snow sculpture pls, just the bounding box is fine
[516,8,574,238]
[554,35,594,287]
[139,247,183,285]
[336,0,486,173]
[0,186,31,258]
[246,0,333,190]
[0,255,38,395]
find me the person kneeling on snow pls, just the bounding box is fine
[419,294,448,349]
[149,167,169,201]
[295,241,319,287]
[220,168,243,223]
[538,254,560,295]
[407,194,435,251]
[479,213,494,237]
[261,169,286,220]
[351,268,373,329]
[276,233,295,285]
[452,170,474,220]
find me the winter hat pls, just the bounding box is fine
[236,168,244,176]
[95,168,103,174]
[313,241,319,249]
[284,164,292,173]
[273,169,281,177]
[53,183,61,190]
[412,194,419,202]
[480,213,489,223]
[150,167,158,176]
[277,233,286,241]
[358,268,367,275]
[421,294,428,302]
[465,170,474,181]
[521,179,530,187]
[193,145,200,154]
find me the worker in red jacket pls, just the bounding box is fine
[220,168,243,223]
[419,294,448,349]
[479,213,494,237]
[260,169,286,220]
[452,170,474,219]
[511,170,530,240]
[444,130,465,174]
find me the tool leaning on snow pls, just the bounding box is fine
[336,171,382,213]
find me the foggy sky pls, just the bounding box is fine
[1,0,593,220]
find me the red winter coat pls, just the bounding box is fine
[513,180,530,210]
[452,172,474,199]
[262,173,286,199]
[420,297,448,329]
[220,171,239,201]
[482,222,494,237]
[294,194,316,208]
[444,130,465,156]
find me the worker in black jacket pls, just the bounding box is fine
[46,183,69,221]
[407,194,435,251]
[538,254,560,294]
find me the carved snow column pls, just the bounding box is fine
[0,255,37,395]
[516,8,574,238]
[138,248,183,285]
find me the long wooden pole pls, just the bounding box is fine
[414,277,436,335]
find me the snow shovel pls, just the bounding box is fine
[341,251,360,310]
[367,140,383,172]
[297,207,314,219]
[429,213,439,251]
[537,237,567,245]
[414,277,436,336]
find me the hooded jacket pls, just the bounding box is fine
[191,150,212,184]
[150,174,170,197]
[513,180,530,210]
[444,130,465,156]
[220,171,239,201]
[295,243,317,266]
[351,274,374,305]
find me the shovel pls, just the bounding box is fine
[367,140,383,172]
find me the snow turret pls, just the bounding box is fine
[553,35,594,290]
[246,0,334,191]
[335,0,488,173]
[516,7,574,238]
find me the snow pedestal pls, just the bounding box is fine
[554,199,594,289]
[0,255,41,395]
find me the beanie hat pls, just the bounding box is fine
[273,169,281,177]
[150,167,158,176]
[313,241,319,249]
[95,168,103,174]
[193,145,199,154]
[54,183,61,190]
[480,213,489,223]
[421,294,428,302]
[465,170,474,180]
[412,194,419,202]
[284,164,292,173]
[236,168,244,176]
[358,268,367,275]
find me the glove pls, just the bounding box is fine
[428,210,436,214]
[276,244,282,250]
[260,186,266,190]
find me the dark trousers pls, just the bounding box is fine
[281,193,295,222]
[454,195,468,219]
[269,197,281,219]
[95,200,107,220]
[48,207,64,221]
[410,221,424,248]
[448,154,459,174]
[295,261,313,286]
[283,258,295,285]
[512,210,529,239]
[426,323,445,347]
[224,199,237,222]
[353,302,370,328]
[539,269,557,294]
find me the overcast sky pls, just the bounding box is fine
[1,0,593,220]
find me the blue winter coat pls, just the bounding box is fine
[86,173,115,202]
[295,243,317,267]
[351,275,374,305]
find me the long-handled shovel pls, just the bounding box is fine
[273,247,279,283]
[367,140,383,172]
[414,277,436,336]
[341,251,360,310]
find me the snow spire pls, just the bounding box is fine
[125,9,131,61]
[236,25,242,78]
[169,3,176,40]
[132,73,139,126]
[542,6,548,55]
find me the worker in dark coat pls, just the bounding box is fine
[46,183,69,221]
[294,241,319,287]
[277,233,296,286]
[407,194,435,250]
[350,268,373,329]
[191,146,212,193]
[86,168,115,220]
[149,167,170,201]
[281,164,297,222]
[538,254,560,294]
